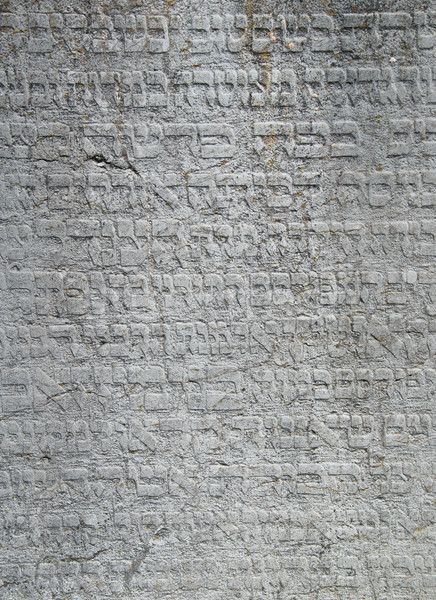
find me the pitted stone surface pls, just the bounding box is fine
[0,1,436,598]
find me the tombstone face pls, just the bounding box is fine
[0,0,435,598]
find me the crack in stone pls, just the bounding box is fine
[87,153,141,177]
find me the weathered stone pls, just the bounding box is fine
[0,1,435,598]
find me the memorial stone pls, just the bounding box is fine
[0,0,435,598]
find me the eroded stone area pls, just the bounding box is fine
[0,1,435,598]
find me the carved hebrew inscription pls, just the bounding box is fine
[0,1,435,599]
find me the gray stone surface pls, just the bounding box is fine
[0,0,435,598]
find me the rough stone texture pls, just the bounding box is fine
[0,0,435,598]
